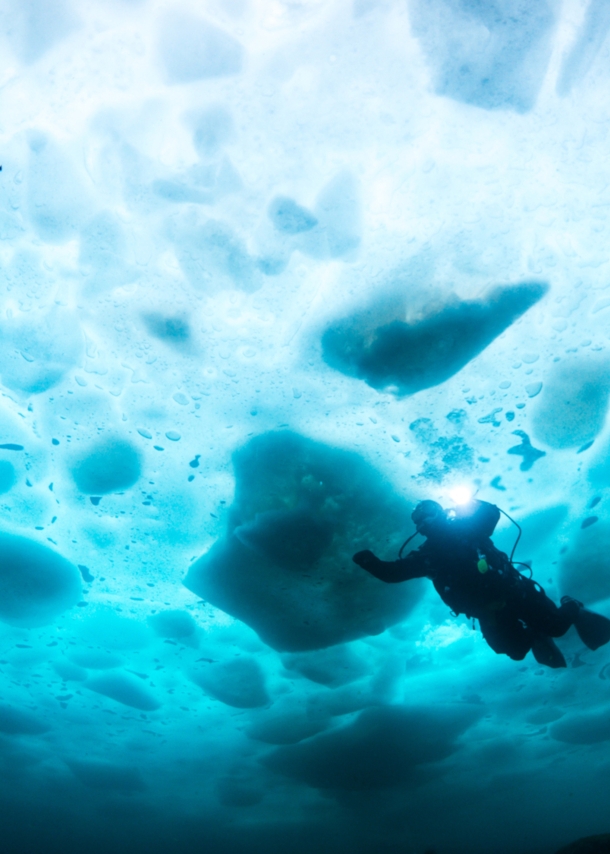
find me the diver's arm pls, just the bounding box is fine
[352,549,428,583]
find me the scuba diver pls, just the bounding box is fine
[353,498,610,668]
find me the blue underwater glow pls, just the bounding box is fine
[0,2,610,854]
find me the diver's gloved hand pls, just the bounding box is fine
[353,550,377,569]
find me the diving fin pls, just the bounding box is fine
[574,608,610,651]
[531,635,567,669]
[561,596,610,651]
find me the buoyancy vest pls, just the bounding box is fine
[423,530,523,619]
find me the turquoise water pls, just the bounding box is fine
[0,2,609,852]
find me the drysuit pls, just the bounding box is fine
[353,499,610,668]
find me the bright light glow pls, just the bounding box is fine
[416,621,473,649]
[449,486,473,505]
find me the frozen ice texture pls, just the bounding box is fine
[0,2,609,853]
[192,656,269,708]
[263,703,483,790]
[184,431,422,650]
[71,437,142,494]
[322,282,547,395]
[0,534,81,627]
[531,357,610,449]
[556,0,610,97]
[409,0,557,112]
[85,671,161,711]
[0,704,50,735]
[157,12,244,84]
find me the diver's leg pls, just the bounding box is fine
[515,581,577,637]
[529,634,567,668]
[480,609,567,667]
[515,580,610,652]
[478,612,530,661]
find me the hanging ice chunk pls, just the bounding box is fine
[0,306,82,395]
[0,533,81,627]
[142,314,191,349]
[79,211,140,294]
[26,132,89,243]
[53,660,87,683]
[68,650,123,670]
[6,0,77,65]
[85,672,161,711]
[263,704,483,790]
[190,106,235,158]
[588,435,610,489]
[531,357,610,449]
[245,703,330,745]
[184,431,422,651]
[303,171,361,259]
[260,173,360,269]
[556,0,610,97]
[316,171,361,257]
[234,507,334,568]
[281,645,368,688]
[0,704,50,735]
[550,708,610,744]
[560,518,610,606]
[191,657,269,708]
[268,197,318,236]
[0,156,25,241]
[409,0,557,113]
[71,436,142,495]
[157,11,244,84]
[152,162,242,207]
[148,609,198,641]
[0,461,16,494]
[322,281,547,396]
[169,214,260,293]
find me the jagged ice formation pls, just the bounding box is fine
[0,2,609,853]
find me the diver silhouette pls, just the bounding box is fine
[353,498,610,668]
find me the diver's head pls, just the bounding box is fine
[411,500,446,537]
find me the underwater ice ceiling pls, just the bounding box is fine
[1,1,610,853]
